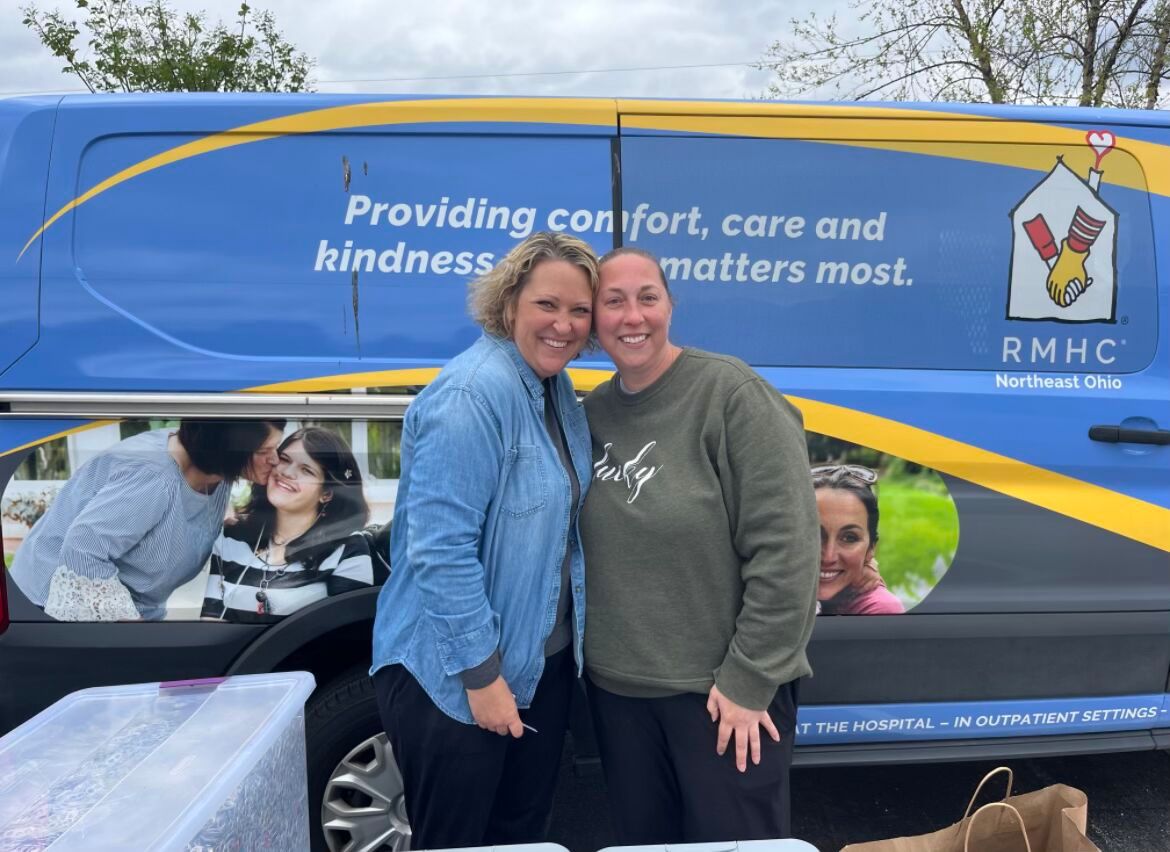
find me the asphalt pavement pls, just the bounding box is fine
[549,747,1170,852]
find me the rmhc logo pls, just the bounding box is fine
[1006,131,1118,324]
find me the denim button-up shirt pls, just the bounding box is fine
[371,334,591,724]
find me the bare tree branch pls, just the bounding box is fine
[760,0,1162,108]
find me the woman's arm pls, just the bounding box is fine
[401,386,507,677]
[44,568,141,621]
[714,378,820,708]
[58,465,171,582]
[403,386,526,735]
[707,377,820,769]
[45,465,171,621]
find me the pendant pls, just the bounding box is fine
[256,589,268,615]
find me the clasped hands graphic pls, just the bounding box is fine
[1046,240,1091,308]
[1023,207,1106,309]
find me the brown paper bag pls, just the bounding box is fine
[840,766,1100,852]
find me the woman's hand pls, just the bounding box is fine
[855,556,884,594]
[467,676,524,738]
[706,684,781,772]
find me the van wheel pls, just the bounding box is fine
[307,666,412,852]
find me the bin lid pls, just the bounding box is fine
[598,843,819,852]
[0,671,315,851]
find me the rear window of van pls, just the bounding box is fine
[619,134,1156,373]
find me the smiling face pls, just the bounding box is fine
[267,438,329,516]
[595,253,675,391]
[507,259,594,379]
[816,487,875,602]
[243,424,284,486]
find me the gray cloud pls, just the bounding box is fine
[1,0,835,99]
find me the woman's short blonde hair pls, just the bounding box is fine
[469,232,600,338]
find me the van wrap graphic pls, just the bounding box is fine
[1008,132,1118,322]
[16,98,1170,260]
[1,369,1168,553]
[616,106,1168,197]
[18,97,618,259]
[616,133,1156,372]
[11,116,1159,378]
[2,97,1168,540]
[794,693,1170,745]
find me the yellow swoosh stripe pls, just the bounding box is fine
[20,99,1168,259]
[18,97,617,260]
[789,395,1170,552]
[250,368,1170,551]
[248,368,442,393]
[248,366,614,394]
[1,367,1166,550]
[0,421,118,460]
[618,106,1166,197]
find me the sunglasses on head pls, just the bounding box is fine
[810,464,878,484]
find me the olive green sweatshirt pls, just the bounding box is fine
[580,349,819,710]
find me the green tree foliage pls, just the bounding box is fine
[759,0,1169,108]
[22,0,314,92]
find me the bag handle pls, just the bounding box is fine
[961,766,1015,822]
[964,802,1032,852]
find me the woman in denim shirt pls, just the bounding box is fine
[371,232,598,849]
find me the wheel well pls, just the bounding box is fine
[271,620,374,691]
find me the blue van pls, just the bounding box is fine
[1,94,1167,851]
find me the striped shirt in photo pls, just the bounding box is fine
[202,530,374,623]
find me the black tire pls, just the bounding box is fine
[307,665,409,852]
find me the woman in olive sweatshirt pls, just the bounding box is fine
[580,247,820,844]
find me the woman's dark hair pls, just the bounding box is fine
[811,469,880,546]
[598,246,676,305]
[228,427,369,570]
[177,420,284,481]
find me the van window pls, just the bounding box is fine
[619,134,1157,372]
[71,132,613,363]
[0,99,53,375]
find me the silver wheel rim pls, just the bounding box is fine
[321,732,411,852]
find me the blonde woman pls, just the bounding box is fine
[370,232,599,848]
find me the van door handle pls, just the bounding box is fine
[1088,424,1170,445]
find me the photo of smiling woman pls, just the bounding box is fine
[202,427,374,623]
[806,434,961,614]
[813,464,904,616]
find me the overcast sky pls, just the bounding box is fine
[0,0,839,100]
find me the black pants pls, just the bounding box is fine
[587,676,800,845]
[374,648,574,850]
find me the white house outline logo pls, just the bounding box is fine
[1007,131,1119,324]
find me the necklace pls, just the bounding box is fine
[270,510,319,548]
[217,521,289,619]
[253,544,288,616]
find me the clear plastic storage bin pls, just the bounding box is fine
[0,671,315,851]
